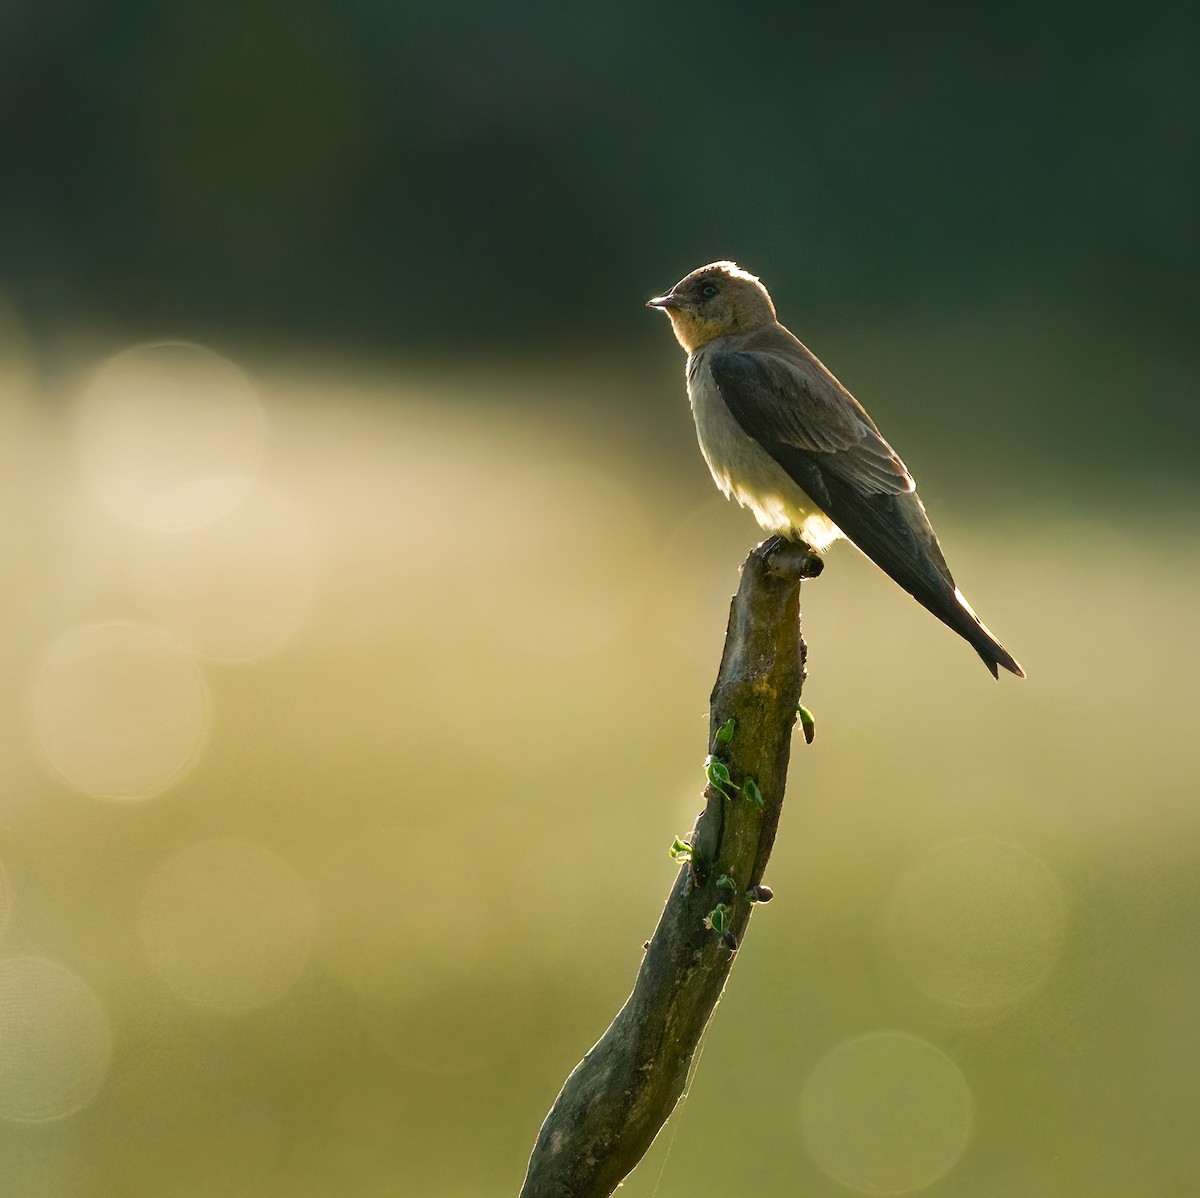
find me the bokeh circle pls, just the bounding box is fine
[31,621,209,800]
[139,838,315,1013]
[0,957,113,1122]
[800,1030,973,1194]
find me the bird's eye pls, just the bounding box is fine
[701,283,719,298]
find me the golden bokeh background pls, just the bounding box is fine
[0,323,1196,1196]
[2,5,1199,1193]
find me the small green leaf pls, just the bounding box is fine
[743,777,764,809]
[668,837,693,864]
[704,755,739,800]
[715,717,736,746]
[704,903,731,935]
[715,874,737,893]
[797,704,816,745]
[706,758,731,784]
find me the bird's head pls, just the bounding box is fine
[647,261,777,353]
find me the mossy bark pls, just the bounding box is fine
[518,539,816,1198]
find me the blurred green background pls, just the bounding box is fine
[1,3,1198,1196]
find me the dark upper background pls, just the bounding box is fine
[2,1,1197,362]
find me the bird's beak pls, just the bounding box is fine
[646,293,683,310]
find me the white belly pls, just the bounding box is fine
[687,355,842,551]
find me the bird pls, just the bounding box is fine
[647,260,1023,679]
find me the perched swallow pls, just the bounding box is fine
[648,261,1023,678]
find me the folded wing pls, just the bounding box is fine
[708,344,1022,677]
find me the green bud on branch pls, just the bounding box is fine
[796,704,816,745]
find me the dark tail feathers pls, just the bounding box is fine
[947,590,1025,679]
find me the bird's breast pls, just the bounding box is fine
[686,351,841,549]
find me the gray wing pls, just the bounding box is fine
[707,349,916,497]
[708,345,1023,677]
[708,346,955,593]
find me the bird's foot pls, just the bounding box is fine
[760,536,824,581]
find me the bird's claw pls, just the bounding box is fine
[761,537,824,580]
